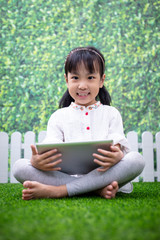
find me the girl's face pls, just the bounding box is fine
[65,62,105,107]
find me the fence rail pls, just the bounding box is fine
[0,131,160,183]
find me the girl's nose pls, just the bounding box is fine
[78,80,87,89]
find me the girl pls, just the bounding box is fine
[13,46,145,200]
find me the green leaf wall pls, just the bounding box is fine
[1,0,160,137]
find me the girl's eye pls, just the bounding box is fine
[72,76,78,80]
[88,76,94,80]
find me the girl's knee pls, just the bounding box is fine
[13,159,30,183]
[124,151,145,172]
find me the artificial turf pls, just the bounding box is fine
[0,182,160,240]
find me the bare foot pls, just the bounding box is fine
[97,181,119,199]
[22,181,68,200]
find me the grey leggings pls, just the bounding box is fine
[13,151,145,196]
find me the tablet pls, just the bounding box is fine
[36,140,113,174]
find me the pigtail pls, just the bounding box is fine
[59,89,74,108]
[97,86,111,106]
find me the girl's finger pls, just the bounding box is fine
[97,167,109,172]
[44,159,62,170]
[41,149,58,159]
[43,153,62,164]
[31,145,38,155]
[110,145,120,152]
[97,149,114,157]
[93,153,112,162]
[94,159,111,167]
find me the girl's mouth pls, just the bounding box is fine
[77,92,90,97]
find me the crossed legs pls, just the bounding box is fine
[13,151,145,200]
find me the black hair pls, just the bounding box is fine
[59,46,111,108]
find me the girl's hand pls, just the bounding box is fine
[93,144,124,172]
[30,145,62,171]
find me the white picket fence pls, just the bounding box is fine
[0,131,160,183]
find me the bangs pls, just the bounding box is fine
[65,49,104,76]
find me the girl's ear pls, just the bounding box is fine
[100,74,105,88]
[64,74,68,85]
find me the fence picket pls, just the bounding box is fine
[0,132,8,183]
[10,132,22,183]
[142,132,154,182]
[24,131,35,159]
[156,132,160,182]
[127,131,140,182]
[38,131,47,143]
[127,131,138,152]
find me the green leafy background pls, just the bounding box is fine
[1,0,160,138]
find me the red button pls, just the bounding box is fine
[85,112,88,115]
[86,127,90,130]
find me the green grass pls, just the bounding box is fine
[0,183,160,240]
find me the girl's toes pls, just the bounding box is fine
[22,191,33,200]
[107,185,113,191]
[106,190,112,196]
[22,196,32,200]
[23,181,32,188]
[112,181,119,190]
